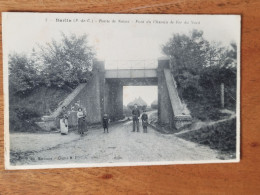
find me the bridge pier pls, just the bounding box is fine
[104,80,124,121]
[69,60,105,124]
[158,57,192,130]
[158,58,175,129]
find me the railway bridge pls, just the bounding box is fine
[39,58,192,131]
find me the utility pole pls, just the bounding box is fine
[221,83,224,108]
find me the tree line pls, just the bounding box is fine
[162,30,237,120]
[9,33,95,96]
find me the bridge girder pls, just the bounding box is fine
[105,69,157,79]
[105,78,158,86]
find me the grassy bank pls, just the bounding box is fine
[9,86,71,132]
[176,118,236,156]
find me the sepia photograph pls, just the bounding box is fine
[3,13,240,169]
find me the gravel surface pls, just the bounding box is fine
[10,121,219,166]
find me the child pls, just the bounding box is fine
[141,110,148,133]
[103,114,109,133]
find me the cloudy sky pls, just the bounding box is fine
[3,13,240,106]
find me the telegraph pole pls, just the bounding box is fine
[221,83,224,108]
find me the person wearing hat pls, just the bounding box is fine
[141,110,148,133]
[77,107,86,135]
[132,104,140,132]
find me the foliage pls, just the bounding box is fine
[9,105,42,132]
[14,106,40,120]
[8,53,41,95]
[163,30,208,74]
[9,86,71,132]
[177,118,236,154]
[151,100,158,109]
[123,105,132,118]
[8,33,94,131]
[39,33,95,88]
[9,33,95,95]
[162,30,237,120]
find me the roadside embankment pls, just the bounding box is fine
[176,118,237,158]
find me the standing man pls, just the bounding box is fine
[132,104,140,132]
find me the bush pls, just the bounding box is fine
[177,118,236,153]
[151,100,158,109]
[9,86,71,132]
[14,107,40,120]
[123,106,132,117]
[186,101,228,121]
[9,107,41,132]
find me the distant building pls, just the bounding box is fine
[127,97,147,110]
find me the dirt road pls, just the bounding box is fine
[10,121,219,166]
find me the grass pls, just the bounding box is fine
[186,100,231,121]
[9,86,71,132]
[176,118,236,155]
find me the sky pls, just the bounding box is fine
[123,86,157,106]
[2,13,240,105]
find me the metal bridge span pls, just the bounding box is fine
[105,69,157,79]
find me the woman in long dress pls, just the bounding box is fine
[60,106,69,135]
[77,108,85,135]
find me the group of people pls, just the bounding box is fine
[59,105,110,135]
[132,104,149,133]
[59,106,87,136]
[59,103,149,135]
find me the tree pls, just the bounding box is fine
[9,53,40,95]
[39,33,95,88]
[151,100,158,109]
[162,30,212,100]
[163,30,209,74]
[162,30,238,120]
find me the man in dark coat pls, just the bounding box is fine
[132,104,140,132]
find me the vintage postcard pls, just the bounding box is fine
[2,13,241,169]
